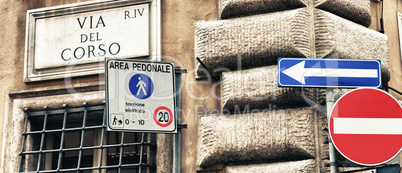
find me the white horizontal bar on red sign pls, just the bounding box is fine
[333,118,402,135]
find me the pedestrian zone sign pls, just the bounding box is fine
[106,59,176,133]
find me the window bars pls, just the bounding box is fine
[19,103,156,173]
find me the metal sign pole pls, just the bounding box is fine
[327,88,339,173]
[173,67,186,173]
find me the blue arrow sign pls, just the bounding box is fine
[278,58,382,88]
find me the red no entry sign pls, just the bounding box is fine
[329,88,402,166]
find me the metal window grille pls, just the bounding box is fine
[19,102,156,173]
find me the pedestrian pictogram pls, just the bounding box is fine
[136,77,147,96]
[129,74,154,99]
[110,114,124,128]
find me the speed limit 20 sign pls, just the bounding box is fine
[106,59,177,133]
[154,106,173,127]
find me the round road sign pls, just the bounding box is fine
[128,73,154,100]
[153,106,173,127]
[329,88,402,166]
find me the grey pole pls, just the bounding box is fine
[173,67,185,173]
[327,88,339,173]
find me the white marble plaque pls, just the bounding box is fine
[34,4,149,69]
[24,0,159,82]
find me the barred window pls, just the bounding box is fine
[19,103,156,173]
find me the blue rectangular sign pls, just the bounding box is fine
[278,58,382,88]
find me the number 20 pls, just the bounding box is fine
[158,111,169,123]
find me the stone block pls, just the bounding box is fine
[314,9,390,82]
[225,159,316,173]
[219,0,307,19]
[221,65,326,113]
[197,107,317,167]
[314,0,371,27]
[195,8,310,77]
[219,0,370,27]
[196,7,388,80]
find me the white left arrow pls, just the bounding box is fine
[282,61,379,84]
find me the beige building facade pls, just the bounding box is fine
[0,0,402,172]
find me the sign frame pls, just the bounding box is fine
[278,58,382,88]
[24,0,161,82]
[105,58,177,133]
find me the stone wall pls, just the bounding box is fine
[195,8,310,76]
[226,159,316,173]
[198,107,324,167]
[195,0,389,172]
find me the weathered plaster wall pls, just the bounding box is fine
[383,0,402,102]
[0,0,95,167]
[161,1,219,172]
[366,0,402,102]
